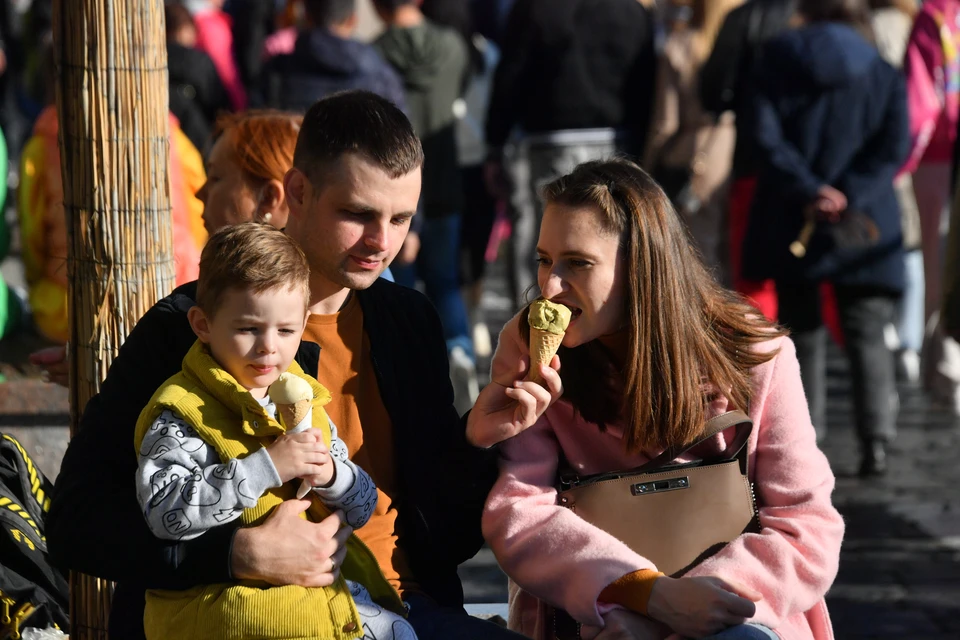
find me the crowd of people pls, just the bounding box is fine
[1,0,959,638]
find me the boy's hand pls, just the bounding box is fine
[301,456,336,490]
[267,430,330,483]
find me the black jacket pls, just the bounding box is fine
[168,42,230,152]
[258,29,407,113]
[699,0,796,176]
[46,279,497,638]
[485,0,656,153]
[743,24,909,289]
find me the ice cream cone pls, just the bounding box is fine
[529,327,564,383]
[277,399,311,432]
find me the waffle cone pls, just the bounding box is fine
[277,399,311,431]
[529,327,564,383]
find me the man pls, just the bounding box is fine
[373,0,478,414]
[483,0,657,306]
[259,0,406,112]
[46,91,529,640]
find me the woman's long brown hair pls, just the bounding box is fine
[530,159,786,452]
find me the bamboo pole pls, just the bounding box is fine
[52,1,174,637]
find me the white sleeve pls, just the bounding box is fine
[136,410,282,540]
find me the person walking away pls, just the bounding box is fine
[743,0,909,476]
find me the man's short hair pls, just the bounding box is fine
[196,223,310,317]
[304,0,356,28]
[292,90,424,188]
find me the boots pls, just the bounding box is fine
[859,441,888,477]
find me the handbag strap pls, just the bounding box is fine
[637,410,752,473]
[558,410,754,489]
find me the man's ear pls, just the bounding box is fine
[284,168,307,216]
[187,306,212,343]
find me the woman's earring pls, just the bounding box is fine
[261,212,273,224]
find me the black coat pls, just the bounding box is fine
[46,279,497,639]
[168,43,231,152]
[485,0,656,153]
[742,24,909,290]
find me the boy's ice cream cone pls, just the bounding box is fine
[268,373,316,499]
[527,299,572,384]
[277,399,312,432]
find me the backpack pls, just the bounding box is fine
[0,433,69,639]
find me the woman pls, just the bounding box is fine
[645,0,743,281]
[30,109,303,384]
[469,159,843,640]
[741,0,909,475]
[196,109,302,233]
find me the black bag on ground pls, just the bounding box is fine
[0,433,69,638]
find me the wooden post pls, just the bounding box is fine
[52,0,175,636]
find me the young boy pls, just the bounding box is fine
[134,223,415,640]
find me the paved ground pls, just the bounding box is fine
[2,250,959,638]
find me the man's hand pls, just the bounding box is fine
[466,354,563,448]
[231,502,351,587]
[647,576,762,639]
[580,609,670,640]
[267,429,331,483]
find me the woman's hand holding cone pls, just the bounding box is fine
[466,354,563,448]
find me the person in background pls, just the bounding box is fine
[185,0,247,111]
[743,0,909,476]
[870,0,924,385]
[229,0,284,93]
[373,0,479,414]
[166,1,231,152]
[197,110,303,233]
[902,0,960,414]
[258,0,406,113]
[18,104,207,344]
[484,0,657,308]
[645,0,744,283]
[699,0,797,319]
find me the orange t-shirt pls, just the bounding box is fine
[303,295,416,593]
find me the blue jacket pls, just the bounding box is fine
[742,23,909,290]
[259,29,407,113]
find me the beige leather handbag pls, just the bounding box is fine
[550,410,761,640]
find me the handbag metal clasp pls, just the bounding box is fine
[630,477,689,496]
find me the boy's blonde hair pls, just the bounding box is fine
[197,222,311,317]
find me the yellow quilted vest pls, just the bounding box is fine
[134,341,405,640]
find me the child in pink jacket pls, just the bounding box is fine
[469,159,844,640]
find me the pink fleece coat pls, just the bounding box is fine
[482,314,844,640]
